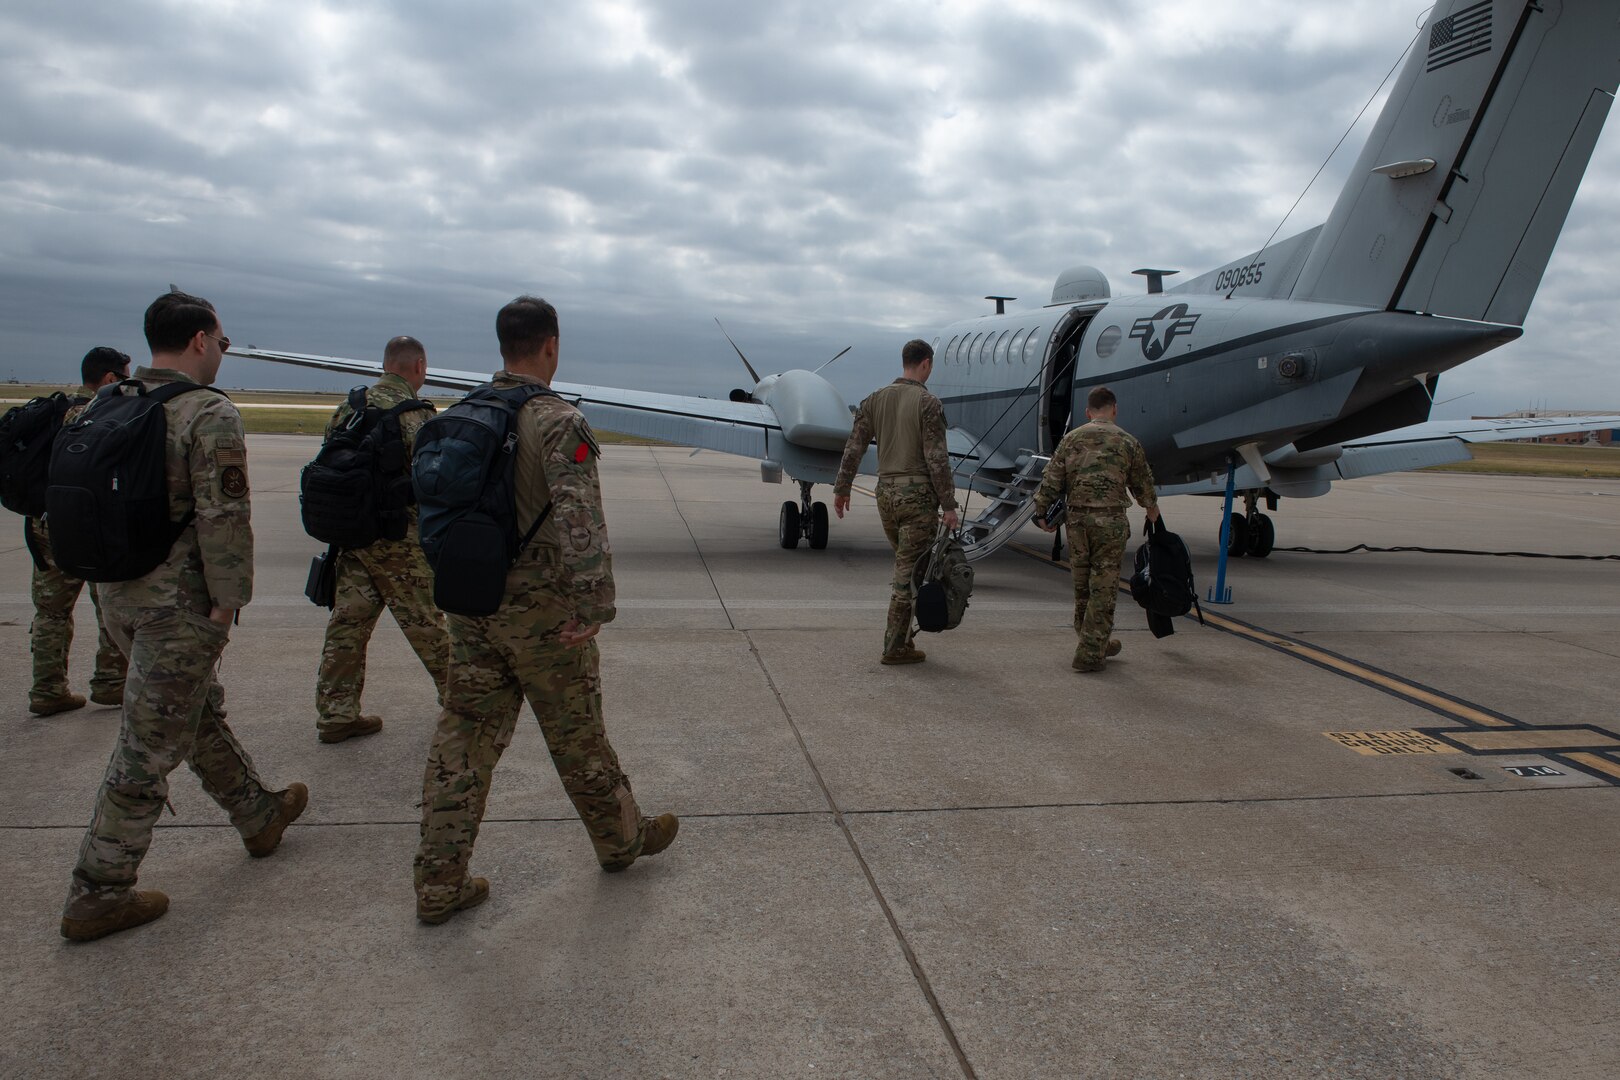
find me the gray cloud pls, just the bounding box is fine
[1,0,1617,423]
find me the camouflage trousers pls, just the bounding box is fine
[28,523,126,709]
[414,575,650,910]
[316,540,449,731]
[64,606,277,919]
[876,478,940,656]
[1068,509,1131,667]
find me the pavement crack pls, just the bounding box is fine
[743,631,980,1080]
[648,448,735,629]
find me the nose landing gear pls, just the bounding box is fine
[779,480,830,550]
[1222,491,1276,558]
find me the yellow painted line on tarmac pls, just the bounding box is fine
[1195,607,1515,729]
[1564,753,1620,781]
[1447,729,1620,753]
[1005,537,1517,729]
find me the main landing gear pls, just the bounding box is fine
[780,480,830,550]
[1221,490,1276,559]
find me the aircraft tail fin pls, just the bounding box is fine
[1290,0,1619,324]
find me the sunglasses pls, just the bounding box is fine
[207,332,232,352]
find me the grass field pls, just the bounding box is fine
[1423,440,1620,478]
[0,383,657,441]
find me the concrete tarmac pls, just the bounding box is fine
[2,438,1617,1079]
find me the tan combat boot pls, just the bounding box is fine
[602,813,680,873]
[60,890,169,942]
[417,877,490,925]
[318,715,383,744]
[1105,639,1122,657]
[243,783,309,858]
[30,693,86,717]
[880,646,926,665]
[89,687,124,707]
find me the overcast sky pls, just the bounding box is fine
[3,0,1616,418]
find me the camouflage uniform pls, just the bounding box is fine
[1032,418,1158,669]
[414,371,657,913]
[29,386,127,711]
[63,367,282,920]
[834,378,957,657]
[314,372,448,735]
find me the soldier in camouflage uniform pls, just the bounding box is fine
[413,296,677,925]
[26,347,132,716]
[59,291,308,943]
[314,335,449,744]
[1033,385,1160,673]
[833,339,960,665]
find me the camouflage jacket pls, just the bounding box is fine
[496,371,616,627]
[95,367,253,614]
[833,378,957,510]
[1033,418,1158,515]
[324,371,432,447]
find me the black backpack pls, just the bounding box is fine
[0,392,78,518]
[412,383,557,618]
[1129,517,1204,638]
[46,380,219,582]
[300,386,433,549]
[912,526,974,632]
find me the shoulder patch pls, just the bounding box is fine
[220,466,249,499]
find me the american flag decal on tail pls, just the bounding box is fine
[1428,0,1493,72]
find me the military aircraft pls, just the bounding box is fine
[234,0,1620,561]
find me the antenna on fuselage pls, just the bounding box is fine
[1132,269,1179,295]
[984,296,1016,315]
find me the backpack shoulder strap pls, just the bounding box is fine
[382,398,434,419]
[496,384,562,557]
[145,380,221,405]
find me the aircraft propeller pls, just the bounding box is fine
[715,318,761,384]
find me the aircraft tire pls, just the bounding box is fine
[809,502,830,549]
[1246,513,1275,558]
[1225,512,1249,558]
[779,501,801,549]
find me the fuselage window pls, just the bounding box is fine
[1008,328,1028,365]
[1024,326,1044,365]
[945,335,959,364]
[994,330,1013,365]
[965,333,982,366]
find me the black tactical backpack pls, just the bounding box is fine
[412,383,557,617]
[300,386,433,549]
[46,380,219,582]
[1129,517,1204,638]
[912,525,974,632]
[0,392,77,518]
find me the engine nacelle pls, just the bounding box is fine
[753,369,854,451]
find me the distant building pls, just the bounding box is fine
[1473,411,1619,446]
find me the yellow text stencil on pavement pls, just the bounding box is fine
[1323,730,1462,756]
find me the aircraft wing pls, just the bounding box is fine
[1160,413,1620,498]
[231,347,784,463]
[1341,415,1620,447]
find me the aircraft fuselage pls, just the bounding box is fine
[929,293,1520,494]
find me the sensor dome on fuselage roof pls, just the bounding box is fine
[1049,266,1110,305]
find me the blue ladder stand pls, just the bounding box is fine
[1207,457,1236,604]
